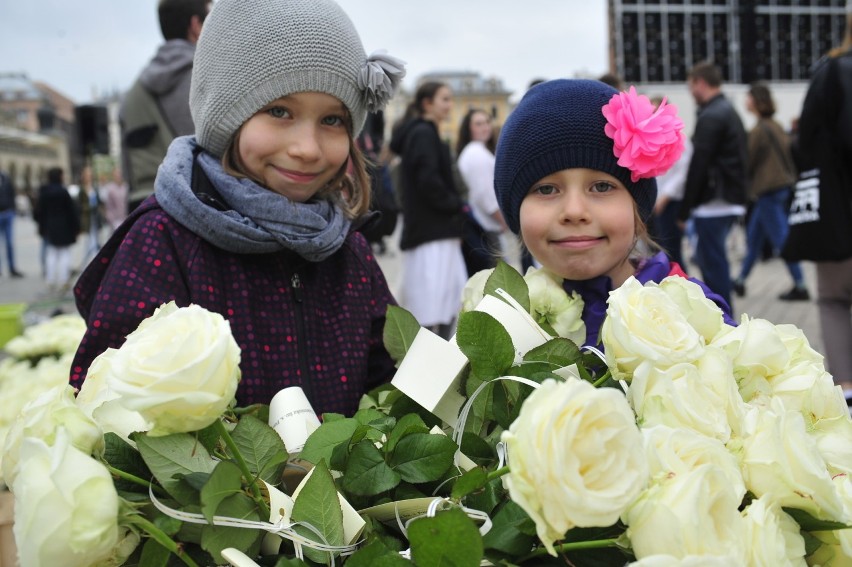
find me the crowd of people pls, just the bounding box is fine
[0,0,849,407]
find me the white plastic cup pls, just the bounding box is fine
[268,386,321,453]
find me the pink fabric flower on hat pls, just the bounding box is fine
[602,86,685,182]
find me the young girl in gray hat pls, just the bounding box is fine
[71,0,406,415]
[493,79,736,348]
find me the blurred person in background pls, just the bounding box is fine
[456,108,508,271]
[0,168,23,278]
[34,168,79,293]
[390,82,467,339]
[732,82,809,301]
[794,11,852,402]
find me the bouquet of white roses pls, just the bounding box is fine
[5,263,852,566]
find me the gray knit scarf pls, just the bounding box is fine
[155,136,351,261]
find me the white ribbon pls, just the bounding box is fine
[148,485,359,564]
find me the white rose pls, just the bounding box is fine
[524,268,585,345]
[76,348,149,444]
[629,352,733,443]
[12,429,120,567]
[739,399,846,522]
[102,302,241,436]
[3,313,87,359]
[642,425,745,501]
[808,474,852,565]
[711,316,790,402]
[602,277,705,381]
[0,353,74,481]
[741,495,807,566]
[812,414,852,476]
[2,384,103,486]
[624,463,745,561]
[658,276,724,343]
[461,268,494,312]
[628,555,743,567]
[501,378,647,555]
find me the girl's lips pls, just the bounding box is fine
[273,166,319,184]
[551,236,603,250]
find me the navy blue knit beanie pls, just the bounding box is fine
[494,79,658,234]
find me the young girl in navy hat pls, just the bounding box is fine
[71,0,406,415]
[494,79,736,347]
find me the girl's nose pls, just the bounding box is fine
[287,123,321,161]
[558,189,589,223]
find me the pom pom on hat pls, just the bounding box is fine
[190,0,406,158]
[494,79,684,234]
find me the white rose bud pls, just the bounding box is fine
[602,277,705,382]
[501,378,647,555]
[12,430,120,567]
[2,384,103,486]
[461,268,494,312]
[740,400,846,522]
[741,495,807,566]
[102,302,242,436]
[624,463,745,561]
[525,268,585,345]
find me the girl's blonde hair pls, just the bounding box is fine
[221,115,372,219]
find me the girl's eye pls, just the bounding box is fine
[590,181,616,193]
[322,115,346,127]
[266,107,289,119]
[532,184,557,196]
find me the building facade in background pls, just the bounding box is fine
[609,0,848,85]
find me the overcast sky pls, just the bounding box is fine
[1,0,610,104]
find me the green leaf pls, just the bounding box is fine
[200,460,244,523]
[523,337,582,368]
[291,460,345,564]
[386,413,430,453]
[389,433,457,483]
[783,507,852,531]
[409,507,484,567]
[138,537,171,566]
[103,432,152,494]
[456,311,515,380]
[200,493,264,564]
[353,408,389,426]
[459,432,495,462]
[464,478,503,516]
[229,414,288,483]
[383,305,422,365]
[342,440,401,496]
[346,539,412,566]
[135,432,217,505]
[482,501,535,556]
[272,558,312,567]
[451,467,488,500]
[300,418,359,466]
[485,261,530,312]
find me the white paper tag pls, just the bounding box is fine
[391,327,469,424]
[269,386,321,453]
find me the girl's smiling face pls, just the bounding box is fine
[520,167,637,286]
[236,91,350,202]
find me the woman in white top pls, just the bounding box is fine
[456,109,507,268]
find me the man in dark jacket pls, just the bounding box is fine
[679,62,748,309]
[0,169,23,278]
[120,0,210,211]
[34,168,79,292]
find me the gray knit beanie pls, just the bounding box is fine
[190,0,405,158]
[495,79,684,234]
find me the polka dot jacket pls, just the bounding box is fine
[71,198,398,416]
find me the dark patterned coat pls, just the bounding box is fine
[71,198,397,415]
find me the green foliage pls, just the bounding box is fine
[408,507,485,567]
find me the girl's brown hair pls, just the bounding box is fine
[222,113,371,218]
[748,81,776,118]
